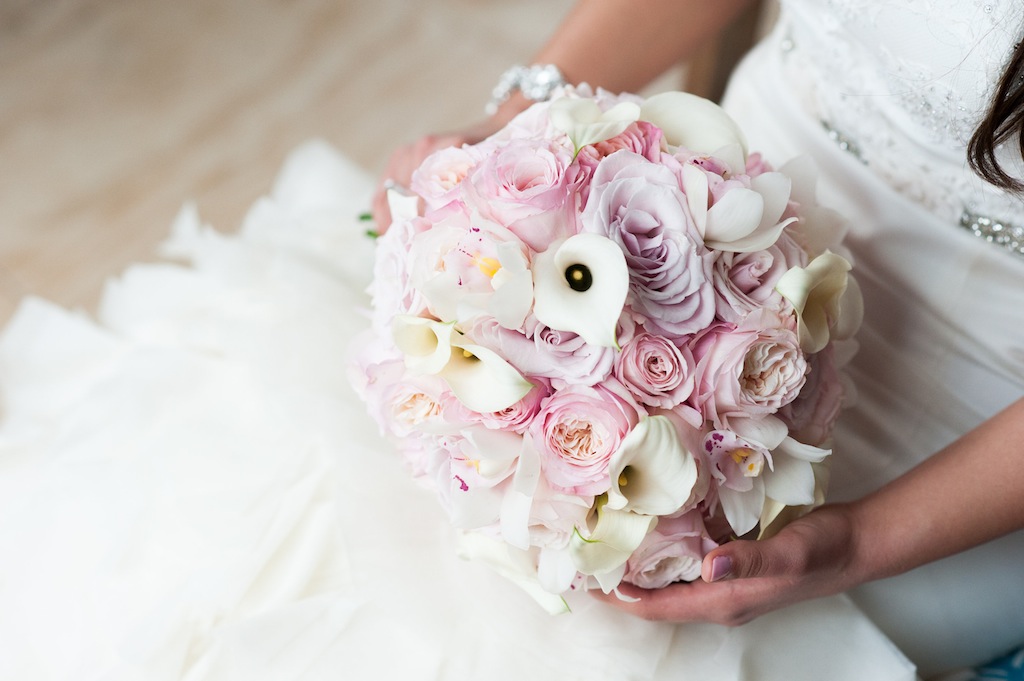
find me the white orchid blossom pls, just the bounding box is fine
[682,165,797,253]
[715,416,831,535]
[606,415,699,516]
[775,251,863,353]
[417,237,534,330]
[532,234,629,348]
[549,97,642,153]
[569,498,657,592]
[639,91,749,172]
[488,241,534,329]
[391,315,533,412]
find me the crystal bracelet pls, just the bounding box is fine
[486,64,567,115]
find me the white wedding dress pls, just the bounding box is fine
[723,0,1024,677]
[0,1,1020,680]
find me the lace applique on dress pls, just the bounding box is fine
[776,0,1024,247]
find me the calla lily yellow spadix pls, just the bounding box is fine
[606,415,699,517]
[532,234,629,348]
[391,315,533,413]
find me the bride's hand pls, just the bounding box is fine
[593,505,864,626]
[371,119,505,233]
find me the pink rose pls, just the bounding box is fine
[712,231,807,324]
[744,151,774,177]
[623,509,718,588]
[614,332,696,409]
[448,378,553,434]
[778,343,845,446]
[691,314,808,429]
[369,215,432,335]
[466,316,627,389]
[463,138,577,251]
[410,145,484,211]
[530,380,644,495]
[582,150,715,342]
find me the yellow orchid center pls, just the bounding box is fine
[474,255,502,278]
[730,447,755,465]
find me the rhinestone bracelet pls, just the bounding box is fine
[486,64,567,115]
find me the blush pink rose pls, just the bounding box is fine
[778,343,845,446]
[530,380,644,496]
[614,332,696,409]
[623,509,718,588]
[448,378,553,434]
[410,145,484,211]
[712,231,807,324]
[466,315,633,389]
[463,137,577,251]
[691,314,808,429]
[582,150,715,342]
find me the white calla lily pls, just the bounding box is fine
[391,316,456,374]
[549,97,641,152]
[569,499,657,589]
[391,315,533,412]
[775,251,856,353]
[640,91,748,168]
[606,415,698,516]
[442,341,533,413]
[457,531,569,614]
[532,234,629,348]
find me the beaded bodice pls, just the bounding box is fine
[776,0,1024,245]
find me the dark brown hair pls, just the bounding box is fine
[968,39,1024,192]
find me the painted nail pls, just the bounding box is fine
[709,555,733,582]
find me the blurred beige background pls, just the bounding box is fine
[0,0,767,326]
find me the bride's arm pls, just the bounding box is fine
[372,0,756,230]
[595,397,1024,625]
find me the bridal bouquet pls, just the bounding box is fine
[352,87,862,612]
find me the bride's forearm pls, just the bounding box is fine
[533,0,757,92]
[488,0,757,123]
[848,397,1024,582]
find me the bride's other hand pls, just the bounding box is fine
[371,118,507,234]
[596,398,1024,625]
[593,505,862,626]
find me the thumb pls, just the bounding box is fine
[701,539,789,583]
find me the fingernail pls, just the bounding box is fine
[710,555,733,582]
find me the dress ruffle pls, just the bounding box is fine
[0,141,915,680]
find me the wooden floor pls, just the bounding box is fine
[0,0,709,326]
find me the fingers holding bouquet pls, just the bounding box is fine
[592,505,862,626]
[372,117,517,234]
